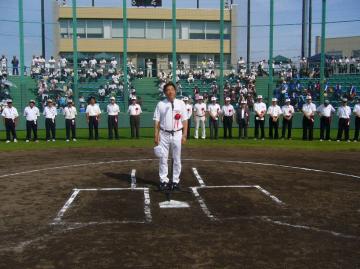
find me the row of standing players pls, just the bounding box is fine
[185,95,360,142]
[1,95,360,142]
[0,96,142,143]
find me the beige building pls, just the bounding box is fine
[315,36,360,58]
[56,6,237,74]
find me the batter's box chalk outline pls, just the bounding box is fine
[50,187,152,226]
[190,185,285,221]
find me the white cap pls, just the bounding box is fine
[47,99,53,103]
[110,96,115,100]
[131,96,137,100]
[257,95,263,99]
[29,99,36,103]
[154,145,165,158]
[225,97,231,101]
[198,96,204,100]
[183,97,189,101]
[272,98,277,102]
[241,100,247,104]
[306,95,312,100]
[67,99,73,103]
[7,99,13,103]
[211,96,217,101]
[285,98,291,102]
[342,98,348,102]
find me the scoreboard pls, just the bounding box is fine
[131,0,162,7]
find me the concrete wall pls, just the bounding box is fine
[315,36,360,57]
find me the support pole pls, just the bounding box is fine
[268,0,274,104]
[123,0,128,109]
[41,0,46,58]
[246,0,251,73]
[320,0,327,104]
[72,0,78,107]
[172,0,176,84]
[219,0,224,105]
[197,0,199,9]
[18,0,25,109]
[308,0,312,58]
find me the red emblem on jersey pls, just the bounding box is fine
[174,113,181,120]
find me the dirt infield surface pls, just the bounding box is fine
[0,147,359,268]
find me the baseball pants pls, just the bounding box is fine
[159,130,182,184]
[194,116,205,139]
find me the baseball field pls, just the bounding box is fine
[0,128,359,268]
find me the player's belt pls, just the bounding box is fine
[160,128,183,136]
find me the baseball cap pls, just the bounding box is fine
[272,98,277,102]
[241,100,247,104]
[285,98,291,102]
[131,96,137,100]
[110,96,115,100]
[324,99,330,104]
[257,95,263,99]
[7,99,13,103]
[306,95,312,100]
[211,96,217,101]
[342,98,348,102]
[183,97,189,101]
[67,99,73,103]
[47,99,53,103]
[198,96,204,100]
[225,97,231,101]
[29,100,36,103]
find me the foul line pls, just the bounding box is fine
[192,167,206,187]
[261,216,360,240]
[255,185,284,205]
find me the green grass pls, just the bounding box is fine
[0,128,358,152]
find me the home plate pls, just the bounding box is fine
[159,200,190,208]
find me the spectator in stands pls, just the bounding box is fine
[1,55,8,72]
[11,56,19,76]
[98,85,106,101]
[146,59,153,78]
[48,56,56,75]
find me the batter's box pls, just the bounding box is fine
[191,185,286,220]
[51,188,151,225]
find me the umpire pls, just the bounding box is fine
[336,98,351,142]
[43,99,57,142]
[86,96,101,140]
[107,96,120,140]
[63,99,77,142]
[127,96,142,139]
[1,99,19,143]
[23,100,40,142]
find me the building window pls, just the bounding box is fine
[69,20,86,38]
[205,22,219,40]
[60,20,69,38]
[353,50,360,58]
[146,21,163,39]
[164,21,181,39]
[189,21,205,39]
[87,20,104,38]
[112,20,123,38]
[129,20,146,38]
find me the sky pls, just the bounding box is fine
[0,0,359,65]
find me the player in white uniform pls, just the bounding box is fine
[193,96,206,139]
[207,96,221,139]
[154,82,188,191]
[267,98,282,139]
[183,97,192,139]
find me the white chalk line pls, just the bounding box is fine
[0,158,358,182]
[51,187,151,225]
[192,167,206,187]
[52,189,80,224]
[190,187,217,221]
[131,169,137,189]
[143,188,152,223]
[260,216,360,240]
[194,185,285,205]
[254,185,284,205]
